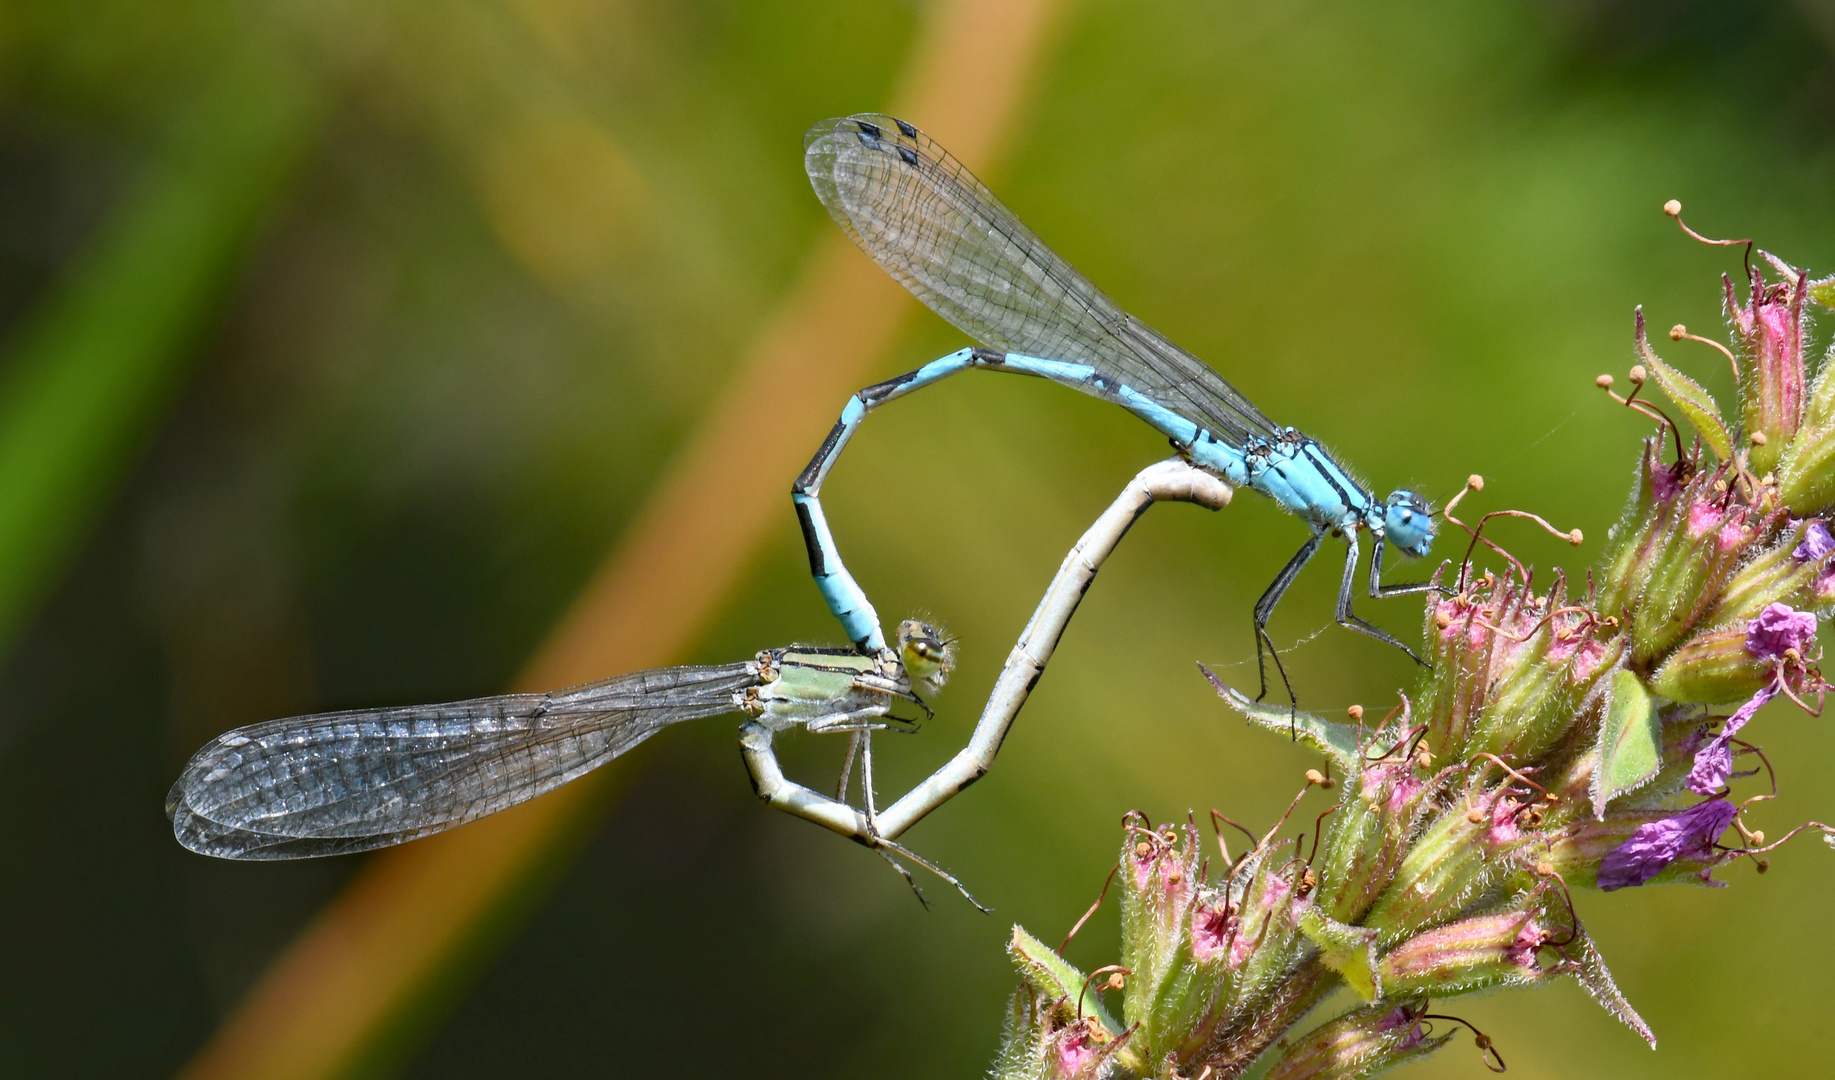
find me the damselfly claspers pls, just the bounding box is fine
[796,114,1447,704]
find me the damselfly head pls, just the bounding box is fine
[896,617,957,698]
[1383,490,1437,558]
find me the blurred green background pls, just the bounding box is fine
[4,0,1835,1077]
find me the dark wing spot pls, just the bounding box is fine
[895,118,917,138]
[855,120,882,140]
[897,145,919,167]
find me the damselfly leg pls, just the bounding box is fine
[1255,531,1445,714]
[1252,534,1324,708]
[800,113,1449,694]
[1342,533,1446,657]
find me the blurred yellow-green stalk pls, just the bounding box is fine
[4,1,1835,1078]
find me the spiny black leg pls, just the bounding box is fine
[1339,535,1429,667]
[890,686,934,722]
[873,846,930,909]
[1366,535,1453,600]
[1253,533,1324,707]
[1340,612,1429,666]
[858,731,990,912]
[859,730,927,907]
[1253,621,1295,712]
[875,836,991,913]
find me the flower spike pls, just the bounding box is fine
[993,211,1833,1078]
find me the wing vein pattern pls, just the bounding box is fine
[167,663,761,859]
[805,113,1278,445]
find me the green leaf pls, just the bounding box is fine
[1635,310,1733,460]
[1297,905,1381,1001]
[1008,925,1122,1036]
[1591,670,1662,816]
[1200,664,1358,772]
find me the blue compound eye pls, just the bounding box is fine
[1384,490,1436,557]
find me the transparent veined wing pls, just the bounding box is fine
[805,113,1279,446]
[166,662,762,859]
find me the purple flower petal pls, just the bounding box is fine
[1794,521,1834,562]
[1687,742,1734,795]
[1598,799,1737,891]
[1746,602,1818,663]
[1686,684,1777,794]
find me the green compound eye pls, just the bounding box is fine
[895,618,957,695]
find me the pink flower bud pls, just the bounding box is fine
[1726,258,1808,473]
[1376,910,1553,997]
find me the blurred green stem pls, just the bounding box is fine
[0,36,321,653]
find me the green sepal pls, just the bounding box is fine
[1297,904,1381,1001]
[1591,670,1661,816]
[1709,520,1826,625]
[1649,625,1772,704]
[989,983,1136,1080]
[1779,417,1835,517]
[1202,664,1357,772]
[1572,932,1656,1048]
[1263,1001,1453,1080]
[1008,925,1122,1036]
[1782,333,1835,516]
[1311,783,1388,926]
[1809,275,1835,310]
[1636,309,1733,461]
[1362,802,1499,947]
[989,986,1050,1080]
[1373,908,1550,999]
